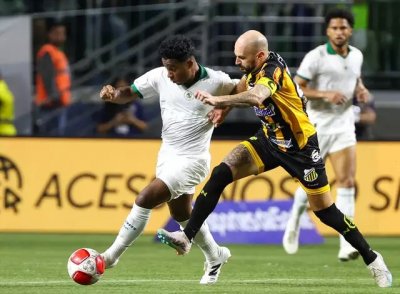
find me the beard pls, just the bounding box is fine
[238,65,252,75]
[332,38,347,48]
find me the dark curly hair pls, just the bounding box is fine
[325,8,354,28]
[159,35,195,62]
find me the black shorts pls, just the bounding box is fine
[241,129,330,196]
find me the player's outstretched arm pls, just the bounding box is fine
[195,84,270,108]
[100,85,139,104]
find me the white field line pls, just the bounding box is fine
[0,278,373,286]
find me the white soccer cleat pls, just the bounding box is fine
[338,246,359,262]
[101,253,119,269]
[367,251,392,288]
[157,229,192,255]
[200,247,231,285]
[282,225,299,255]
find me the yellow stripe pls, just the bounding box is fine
[240,141,264,174]
[269,71,316,149]
[298,183,331,196]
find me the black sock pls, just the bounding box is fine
[183,163,233,241]
[314,204,377,265]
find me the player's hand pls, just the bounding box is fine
[207,107,230,128]
[355,87,370,103]
[324,91,348,105]
[195,90,218,106]
[100,85,118,101]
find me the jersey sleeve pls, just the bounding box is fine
[356,48,364,78]
[131,68,161,99]
[296,50,319,81]
[218,72,237,95]
[256,61,283,95]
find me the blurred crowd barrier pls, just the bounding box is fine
[1,138,399,235]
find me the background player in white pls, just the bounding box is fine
[283,8,370,261]
[99,35,236,284]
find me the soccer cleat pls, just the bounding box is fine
[200,247,231,284]
[367,251,392,288]
[157,229,192,255]
[282,225,300,255]
[338,246,359,262]
[101,253,119,269]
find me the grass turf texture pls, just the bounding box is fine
[0,233,398,293]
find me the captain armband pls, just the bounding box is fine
[257,77,278,95]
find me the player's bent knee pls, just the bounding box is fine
[210,163,233,184]
[336,176,355,187]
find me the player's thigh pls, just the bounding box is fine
[222,144,259,180]
[167,194,193,222]
[136,178,172,208]
[327,133,356,184]
[156,152,210,200]
[224,131,279,180]
[280,134,330,197]
[307,190,334,211]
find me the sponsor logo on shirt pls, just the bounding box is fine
[184,90,194,101]
[253,103,276,117]
[262,121,282,131]
[270,138,293,149]
[311,150,321,162]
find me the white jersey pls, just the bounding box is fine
[132,66,236,156]
[296,43,363,135]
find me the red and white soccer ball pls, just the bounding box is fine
[67,248,105,285]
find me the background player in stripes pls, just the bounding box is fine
[158,30,392,288]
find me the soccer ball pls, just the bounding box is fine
[67,248,105,285]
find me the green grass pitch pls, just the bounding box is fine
[0,233,398,293]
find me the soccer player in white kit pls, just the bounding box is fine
[283,9,371,261]
[99,35,236,284]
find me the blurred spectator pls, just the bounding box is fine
[101,0,129,62]
[0,70,17,136]
[34,20,71,135]
[290,4,315,65]
[353,95,376,140]
[96,77,148,137]
[35,21,71,108]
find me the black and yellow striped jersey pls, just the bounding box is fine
[245,51,316,151]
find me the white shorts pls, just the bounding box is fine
[156,145,211,200]
[317,131,356,159]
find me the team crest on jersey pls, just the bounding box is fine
[303,168,318,182]
[311,150,321,162]
[253,103,275,117]
[184,90,194,101]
